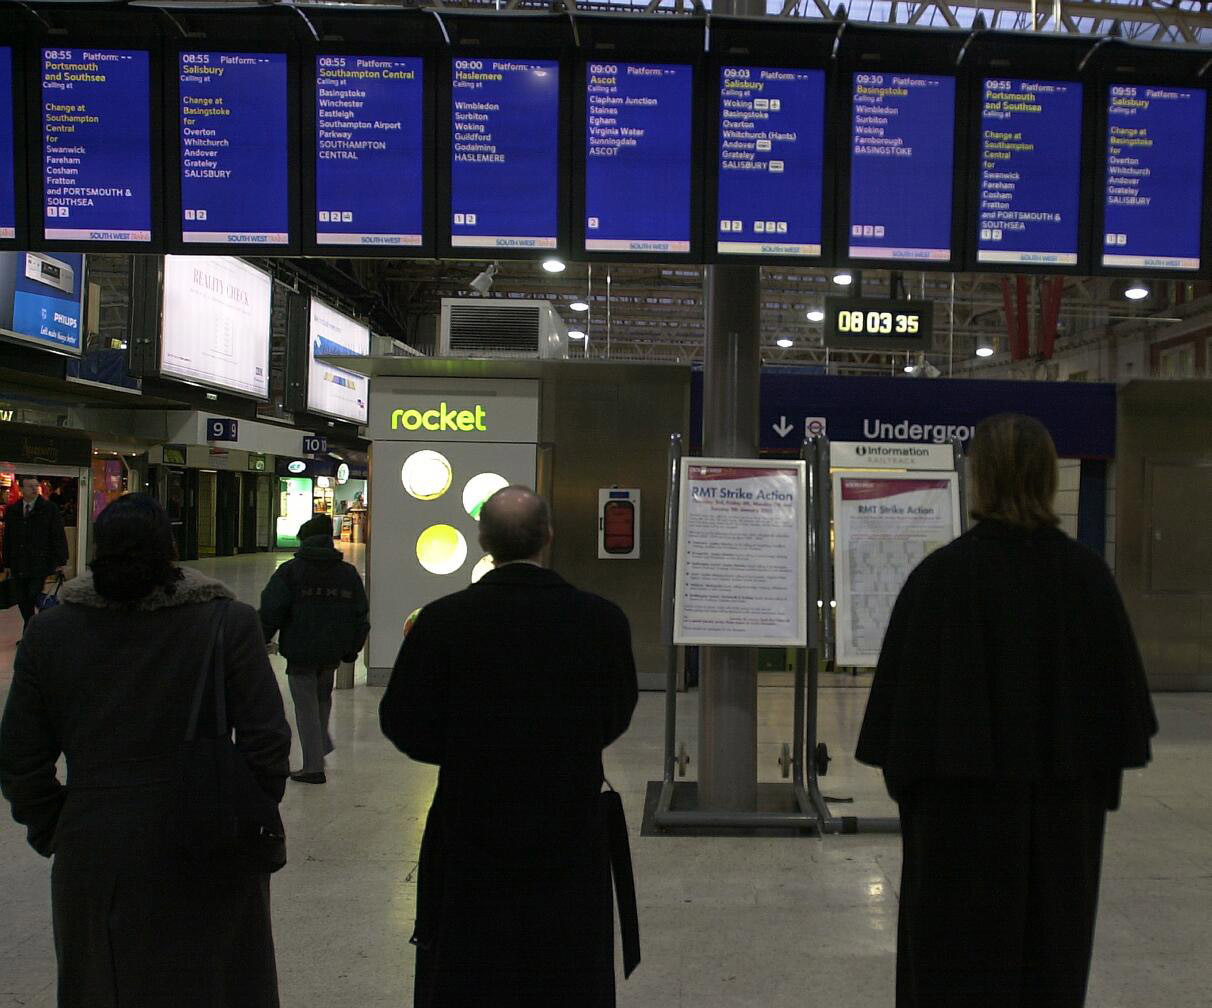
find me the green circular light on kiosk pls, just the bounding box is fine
[416,524,467,575]
[471,555,496,584]
[401,450,452,501]
[462,472,509,521]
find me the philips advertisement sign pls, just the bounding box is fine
[0,251,85,354]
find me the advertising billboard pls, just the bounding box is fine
[0,251,85,354]
[159,254,271,398]
[307,297,369,424]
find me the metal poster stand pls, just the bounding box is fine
[651,433,819,834]
[650,433,967,838]
[804,435,969,834]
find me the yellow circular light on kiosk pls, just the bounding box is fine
[416,525,467,575]
[471,555,496,584]
[462,472,509,521]
[401,450,452,501]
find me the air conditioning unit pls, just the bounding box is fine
[439,298,569,359]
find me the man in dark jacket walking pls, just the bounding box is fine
[2,476,69,631]
[381,486,640,1008]
[260,515,368,784]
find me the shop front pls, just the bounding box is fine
[0,430,92,582]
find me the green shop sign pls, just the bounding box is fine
[391,402,487,433]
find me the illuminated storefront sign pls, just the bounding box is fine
[391,402,487,433]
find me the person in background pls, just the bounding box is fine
[2,475,69,633]
[0,494,291,1007]
[381,486,640,1008]
[260,513,368,785]
[856,413,1157,1008]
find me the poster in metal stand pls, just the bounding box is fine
[673,457,808,648]
[652,441,818,834]
[832,469,961,667]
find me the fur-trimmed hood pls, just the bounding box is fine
[58,566,235,611]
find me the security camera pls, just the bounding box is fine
[469,263,497,296]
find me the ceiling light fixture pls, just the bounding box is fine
[806,308,825,322]
[976,337,995,358]
[776,337,794,349]
[1124,282,1149,301]
[832,272,853,286]
[568,330,587,341]
[542,258,566,273]
[570,301,589,312]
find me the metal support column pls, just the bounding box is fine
[699,264,761,812]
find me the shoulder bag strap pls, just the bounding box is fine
[211,600,231,735]
[184,600,229,742]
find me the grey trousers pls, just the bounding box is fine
[287,664,337,773]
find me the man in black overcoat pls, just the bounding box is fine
[380,486,639,1008]
[3,475,68,631]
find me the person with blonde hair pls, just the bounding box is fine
[857,413,1157,1008]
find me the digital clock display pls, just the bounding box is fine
[824,297,933,351]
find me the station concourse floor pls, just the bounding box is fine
[2,547,1211,1007]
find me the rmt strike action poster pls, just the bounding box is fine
[833,473,961,667]
[674,460,807,648]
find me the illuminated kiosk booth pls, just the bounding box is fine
[364,377,539,686]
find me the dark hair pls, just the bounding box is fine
[16,475,39,488]
[299,514,334,539]
[90,494,183,602]
[478,486,552,564]
[969,413,1060,530]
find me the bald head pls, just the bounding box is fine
[479,486,553,565]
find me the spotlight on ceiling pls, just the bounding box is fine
[976,337,995,358]
[776,337,794,349]
[568,330,587,341]
[469,263,497,295]
[542,258,566,273]
[806,308,825,322]
[569,301,589,312]
[904,363,916,374]
[1124,282,1149,301]
[832,272,853,286]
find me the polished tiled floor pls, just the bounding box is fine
[2,549,1211,1006]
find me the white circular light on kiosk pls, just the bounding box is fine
[471,555,496,584]
[462,473,509,521]
[416,525,468,575]
[336,463,350,485]
[401,450,452,501]
[542,258,566,273]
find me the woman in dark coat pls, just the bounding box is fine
[0,494,291,1008]
[856,413,1157,1008]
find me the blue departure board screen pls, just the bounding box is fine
[451,58,559,251]
[179,51,289,246]
[717,66,825,258]
[585,62,693,254]
[315,55,424,249]
[977,79,1082,266]
[849,73,955,261]
[0,48,15,241]
[41,48,152,243]
[1103,85,1206,271]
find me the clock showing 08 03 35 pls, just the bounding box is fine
[823,296,934,352]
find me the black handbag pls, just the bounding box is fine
[0,577,15,611]
[178,601,287,874]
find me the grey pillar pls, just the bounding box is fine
[699,265,762,811]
